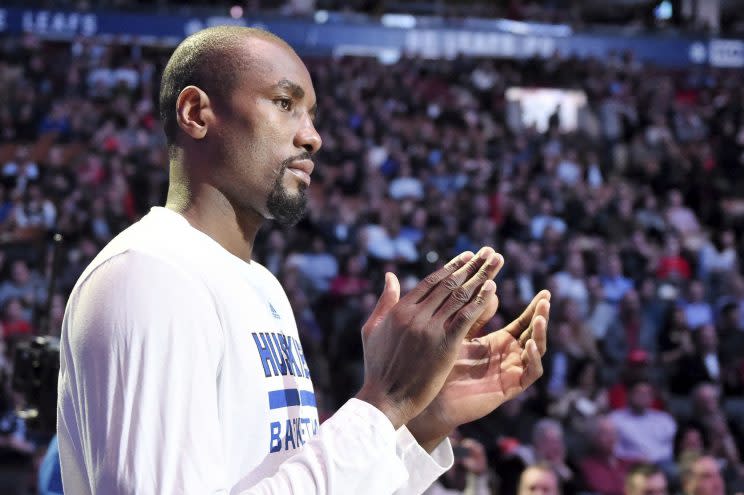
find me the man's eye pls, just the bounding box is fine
[275,98,292,111]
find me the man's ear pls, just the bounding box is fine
[175,85,214,141]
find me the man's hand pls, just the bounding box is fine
[355,248,502,429]
[407,290,551,451]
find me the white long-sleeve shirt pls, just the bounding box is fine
[57,207,452,494]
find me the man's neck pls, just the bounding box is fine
[628,406,646,416]
[165,174,262,263]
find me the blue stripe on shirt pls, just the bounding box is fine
[268,388,316,409]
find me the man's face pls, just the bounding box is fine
[209,37,321,226]
[628,383,653,412]
[11,261,30,284]
[694,385,719,415]
[627,472,668,495]
[518,467,559,495]
[595,419,617,454]
[698,325,718,352]
[536,428,565,462]
[686,457,724,495]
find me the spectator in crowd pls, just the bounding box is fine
[0,297,33,340]
[607,350,666,411]
[716,301,744,391]
[424,435,491,495]
[328,253,370,297]
[610,378,677,466]
[674,422,707,466]
[548,359,608,435]
[557,298,601,361]
[509,418,577,495]
[552,253,589,316]
[518,463,560,495]
[543,320,584,402]
[655,236,691,282]
[362,210,418,263]
[0,374,36,495]
[679,455,725,495]
[681,280,714,329]
[13,183,56,233]
[687,384,738,442]
[0,259,47,320]
[600,253,635,305]
[658,305,694,381]
[2,146,38,194]
[700,412,744,484]
[664,189,702,247]
[624,464,669,495]
[698,229,738,291]
[285,234,339,295]
[670,324,726,394]
[460,389,540,465]
[602,290,658,377]
[578,415,631,495]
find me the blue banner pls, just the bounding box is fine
[1,6,742,68]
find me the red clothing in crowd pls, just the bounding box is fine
[656,255,691,280]
[579,456,633,495]
[3,319,32,338]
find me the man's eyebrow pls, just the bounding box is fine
[274,78,304,99]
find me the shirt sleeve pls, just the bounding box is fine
[58,250,444,495]
[58,251,229,494]
[392,426,453,494]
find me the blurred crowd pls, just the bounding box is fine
[2,27,744,494]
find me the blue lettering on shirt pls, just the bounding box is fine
[269,333,290,376]
[285,419,296,450]
[291,337,312,378]
[252,331,312,379]
[269,421,282,453]
[279,334,303,377]
[267,417,320,454]
[252,333,279,378]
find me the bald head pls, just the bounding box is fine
[682,455,724,495]
[518,464,560,495]
[159,26,295,146]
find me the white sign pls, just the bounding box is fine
[709,39,744,68]
[21,10,97,36]
[405,29,555,59]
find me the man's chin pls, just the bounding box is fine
[266,189,307,227]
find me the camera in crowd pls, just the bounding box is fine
[11,336,60,435]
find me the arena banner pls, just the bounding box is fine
[0,6,743,68]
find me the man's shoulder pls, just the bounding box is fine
[73,210,209,295]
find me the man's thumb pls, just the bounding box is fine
[362,272,400,338]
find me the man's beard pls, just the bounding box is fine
[266,161,308,226]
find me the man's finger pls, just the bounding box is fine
[518,299,550,349]
[519,339,544,389]
[444,279,496,339]
[506,290,551,339]
[465,292,499,340]
[402,251,474,304]
[457,252,503,304]
[428,250,502,320]
[416,247,492,318]
[361,272,400,340]
[530,313,548,355]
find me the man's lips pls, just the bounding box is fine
[287,159,314,186]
